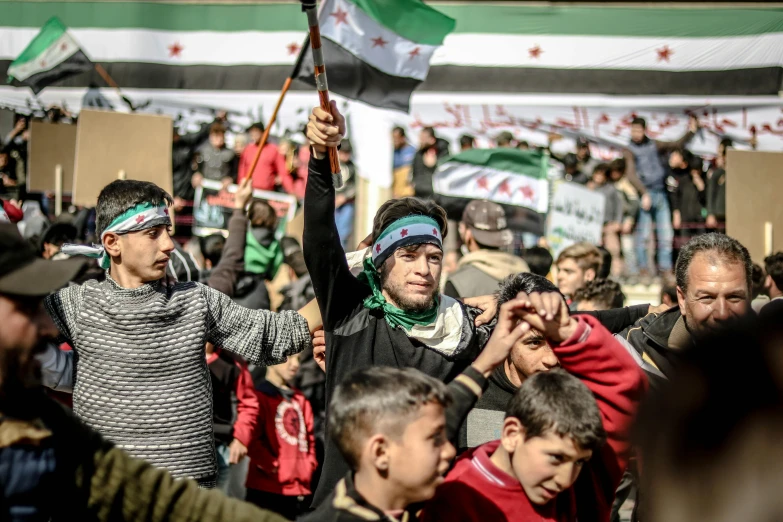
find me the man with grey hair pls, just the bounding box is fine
[618,233,752,388]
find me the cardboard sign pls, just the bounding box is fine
[27,121,77,193]
[72,110,173,207]
[546,181,605,257]
[192,179,297,237]
[726,150,783,263]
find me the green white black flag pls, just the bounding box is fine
[7,17,93,94]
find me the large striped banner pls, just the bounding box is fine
[2,2,783,95]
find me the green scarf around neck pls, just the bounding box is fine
[245,229,284,279]
[357,256,439,331]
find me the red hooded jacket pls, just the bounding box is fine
[420,315,647,522]
[246,380,318,497]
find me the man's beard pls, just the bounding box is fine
[380,267,439,313]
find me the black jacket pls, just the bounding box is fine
[304,154,490,507]
[617,306,691,390]
[706,167,727,220]
[411,138,449,199]
[672,172,706,224]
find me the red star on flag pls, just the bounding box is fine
[60,42,69,51]
[477,176,489,190]
[432,228,439,236]
[520,185,535,200]
[287,42,301,56]
[409,47,421,60]
[371,36,388,48]
[39,60,46,67]
[135,215,146,224]
[164,208,169,215]
[528,45,543,59]
[168,42,184,58]
[376,243,382,253]
[330,6,349,26]
[400,228,408,238]
[656,45,673,62]
[498,179,512,195]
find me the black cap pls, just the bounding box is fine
[0,223,86,296]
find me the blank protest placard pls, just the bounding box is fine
[726,150,783,263]
[28,121,77,193]
[72,110,173,207]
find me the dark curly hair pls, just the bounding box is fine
[573,278,625,310]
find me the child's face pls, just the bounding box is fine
[504,425,592,505]
[271,353,300,384]
[609,169,623,182]
[592,170,607,185]
[386,402,455,505]
[110,225,175,282]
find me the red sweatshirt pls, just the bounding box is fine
[246,380,318,497]
[1,200,22,223]
[239,142,294,193]
[420,315,647,522]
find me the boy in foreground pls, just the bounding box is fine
[421,290,647,522]
[300,297,543,521]
[47,179,312,487]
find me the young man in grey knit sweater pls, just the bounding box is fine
[44,179,312,488]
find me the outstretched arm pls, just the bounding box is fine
[201,284,311,366]
[303,103,369,330]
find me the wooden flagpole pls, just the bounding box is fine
[241,35,311,183]
[301,0,342,185]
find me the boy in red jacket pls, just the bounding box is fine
[246,353,318,520]
[420,290,647,522]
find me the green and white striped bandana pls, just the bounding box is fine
[371,215,443,268]
[61,202,171,269]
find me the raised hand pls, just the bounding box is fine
[513,291,578,344]
[306,100,346,156]
[471,297,532,378]
[234,175,253,211]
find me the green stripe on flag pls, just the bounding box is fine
[442,149,548,180]
[11,17,66,67]
[1,3,782,38]
[345,0,454,46]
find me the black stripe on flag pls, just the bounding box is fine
[3,60,780,97]
[9,50,93,95]
[295,37,423,112]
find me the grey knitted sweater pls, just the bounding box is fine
[44,275,310,482]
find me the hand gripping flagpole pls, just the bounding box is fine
[302,0,344,189]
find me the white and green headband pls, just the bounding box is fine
[61,202,171,269]
[371,215,443,268]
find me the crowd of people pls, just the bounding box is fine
[391,114,739,286]
[0,100,781,522]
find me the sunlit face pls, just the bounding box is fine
[209,132,225,149]
[108,225,175,283]
[503,426,593,505]
[669,151,686,169]
[631,124,646,143]
[506,329,560,386]
[385,402,455,505]
[677,254,749,335]
[269,353,301,385]
[380,244,443,313]
[556,259,594,299]
[0,295,59,397]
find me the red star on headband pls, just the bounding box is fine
[135,215,145,224]
[376,243,381,253]
[432,228,439,236]
[400,228,408,237]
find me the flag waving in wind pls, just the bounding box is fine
[7,17,93,94]
[296,0,455,112]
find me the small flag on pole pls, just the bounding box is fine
[296,0,455,112]
[6,17,93,94]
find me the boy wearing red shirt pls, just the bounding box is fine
[421,291,647,522]
[246,353,318,520]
